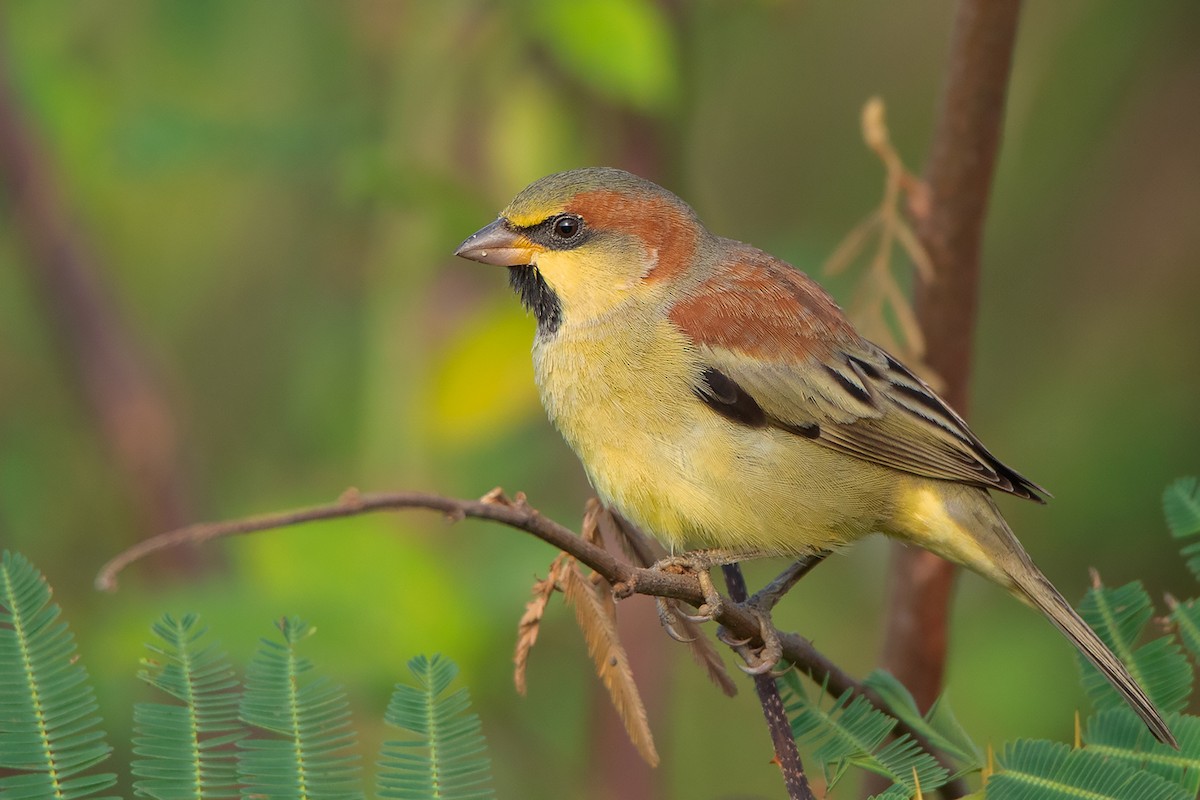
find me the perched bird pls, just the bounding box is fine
[454,167,1175,746]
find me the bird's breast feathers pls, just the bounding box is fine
[531,301,895,553]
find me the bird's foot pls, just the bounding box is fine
[719,603,784,676]
[648,549,790,673]
[715,551,828,672]
[649,554,725,621]
[654,597,696,642]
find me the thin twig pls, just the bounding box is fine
[722,563,814,800]
[825,98,934,371]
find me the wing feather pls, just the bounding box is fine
[670,248,1047,502]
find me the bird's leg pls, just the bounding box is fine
[652,546,763,647]
[649,549,817,674]
[750,549,832,613]
[717,551,831,675]
[649,548,769,623]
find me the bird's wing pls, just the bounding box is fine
[669,247,1047,502]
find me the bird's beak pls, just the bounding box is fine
[454,219,537,267]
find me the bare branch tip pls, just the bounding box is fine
[338,486,363,509]
[581,500,603,546]
[862,96,889,155]
[480,486,509,505]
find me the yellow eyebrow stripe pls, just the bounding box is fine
[503,209,555,228]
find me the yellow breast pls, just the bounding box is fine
[532,306,898,555]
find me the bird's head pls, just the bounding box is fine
[454,167,705,331]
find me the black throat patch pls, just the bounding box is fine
[508,266,562,335]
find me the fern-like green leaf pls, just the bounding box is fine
[779,672,947,794]
[1166,477,1200,581]
[1166,474,1200,582]
[132,613,245,799]
[0,551,118,800]
[989,739,1190,800]
[377,654,495,800]
[1164,477,1200,540]
[1178,541,1200,586]
[863,670,982,774]
[237,617,364,800]
[1084,708,1200,794]
[1169,597,1200,664]
[1076,580,1191,715]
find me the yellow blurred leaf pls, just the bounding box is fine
[428,300,540,448]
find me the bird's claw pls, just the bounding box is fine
[655,597,696,643]
[715,626,752,648]
[647,553,785,674]
[648,555,725,631]
[732,604,784,676]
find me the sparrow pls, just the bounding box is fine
[454,167,1174,746]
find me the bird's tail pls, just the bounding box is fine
[904,485,1177,748]
[1007,555,1176,747]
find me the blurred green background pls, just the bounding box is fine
[1,1,1198,797]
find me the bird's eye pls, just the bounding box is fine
[552,215,582,240]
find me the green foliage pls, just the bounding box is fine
[984,482,1200,799]
[1166,476,1200,580]
[238,617,365,799]
[862,669,983,776]
[1168,476,1200,671]
[1170,596,1200,665]
[132,613,243,799]
[0,551,118,800]
[1083,708,1200,795]
[377,654,495,800]
[987,739,1190,800]
[1164,477,1200,539]
[778,671,947,794]
[1075,579,1192,714]
[1,554,497,799]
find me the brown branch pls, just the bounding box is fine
[879,0,1023,715]
[0,31,197,567]
[95,487,970,797]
